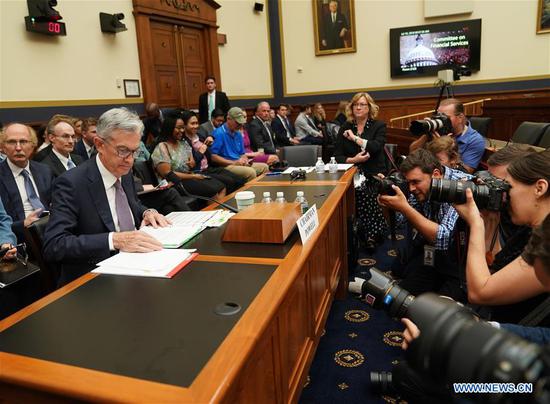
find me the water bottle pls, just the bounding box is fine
[295,191,309,214]
[328,156,338,174]
[315,157,325,174]
[275,192,286,203]
[261,191,272,204]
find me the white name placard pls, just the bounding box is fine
[297,204,319,245]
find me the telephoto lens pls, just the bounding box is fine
[373,172,409,197]
[360,268,415,319]
[409,113,453,137]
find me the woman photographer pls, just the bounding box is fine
[454,149,550,305]
[334,92,387,250]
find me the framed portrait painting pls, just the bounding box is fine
[313,0,356,56]
[537,0,550,33]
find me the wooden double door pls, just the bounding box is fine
[149,21,208,109]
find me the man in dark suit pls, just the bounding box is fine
[0,123,53,243]
[74,117,98,161]
[321,0,349,50]
[40,120,84,177]
[198,76,230,124]
[43,108,169,285]
[271,104,300,147]
[247,101,279,155]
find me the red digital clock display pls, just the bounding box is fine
[25,16,67,36]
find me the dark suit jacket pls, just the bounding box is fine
[73,139,96,161]
[322,11,349,49]
[198,91,230,124]
[334,120,387,174]
[40,149,84,177]
[0,160,54,242]
[247,117,277,154]
[271,115,296,147]
[43,156,148,285]
[33,144,52,162]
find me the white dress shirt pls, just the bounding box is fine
[6,159,40,217]
[52,148,73,170]
[96,156,135,250]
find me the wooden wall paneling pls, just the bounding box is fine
[223,328,283,404]
[134,14,157,103]
[278,270,313,403]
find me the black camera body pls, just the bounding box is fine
[430,170,510,211]
[373,172,409,197]
[289,169,306,181]
[409,112,453,137]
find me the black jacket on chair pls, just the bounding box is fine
[334,120,387,174]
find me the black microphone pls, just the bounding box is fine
[164,171,239,214]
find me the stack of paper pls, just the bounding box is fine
[92,249,197,278]
[325,163,354,171]
[140,224,204,248]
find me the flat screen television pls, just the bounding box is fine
[390,19,481,78]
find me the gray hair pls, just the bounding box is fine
[96,107,144,140]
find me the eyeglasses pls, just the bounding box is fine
[103,138,140,159]
[56,134,76,140]
[353,103,369,109]
[4,139,32,147]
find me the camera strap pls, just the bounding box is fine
[383,145,399,172]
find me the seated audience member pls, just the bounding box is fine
[333,100,348,126]
[73,118,83,141]
[379,149,471,302]
[142,102,163,147]
[197,108,225,145]
[199,76,230,124]
[334,92,387,250]
[134,141,151,163]
[426,136,468,173]
[40,119,83,177]
[242,125,279,166]
[271,103,299,147]
[453,150,550,307]
[312,103,328,138]
[74,117,98,161]
[33,114,76,161]
[247,101,278,155]
[409,98,485,173]
[0,198,17,261]
[210,107,268,182]
[151,114,226,201]
[43,108,168,285]
[181,110,244,194]
[294,104,324,145]
[0,123,53,242]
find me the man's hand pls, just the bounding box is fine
[378,185,409,212]
[1,243,17,261]
[204,136,214,146]
[236,156,249,166]
[24,209,42,227]
[401,318,420,350]
[113,231,163,252]
[266,154,279,165]
[290,138,300,145]
[141,210,170,228]
[339,28,348,38]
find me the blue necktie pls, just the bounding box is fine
[21,170,45,211]
[67,159,76,169]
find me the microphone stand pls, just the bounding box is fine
[165,171,239,214]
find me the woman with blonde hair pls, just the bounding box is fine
[333,100,348,126]
[335,92,387,250]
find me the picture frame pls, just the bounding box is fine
[312,0,356,56]
[537,0,550,33]
[123,79,141,97]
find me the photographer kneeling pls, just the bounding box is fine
[378,149,471,302]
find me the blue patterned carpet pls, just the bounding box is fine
[299,232,408,404]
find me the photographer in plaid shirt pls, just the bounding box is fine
[379,149,471,303]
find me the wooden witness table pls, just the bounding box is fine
[0,168,356,403]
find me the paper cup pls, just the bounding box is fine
[235,191,256,211]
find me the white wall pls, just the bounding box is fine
[0,0,141,103]
[279,0,550,95]
[217,0,273,98]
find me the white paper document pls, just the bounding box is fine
[93,249,197,278]
[165,211,217,226]
[324,164,354,171]
[140,224,204,248]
